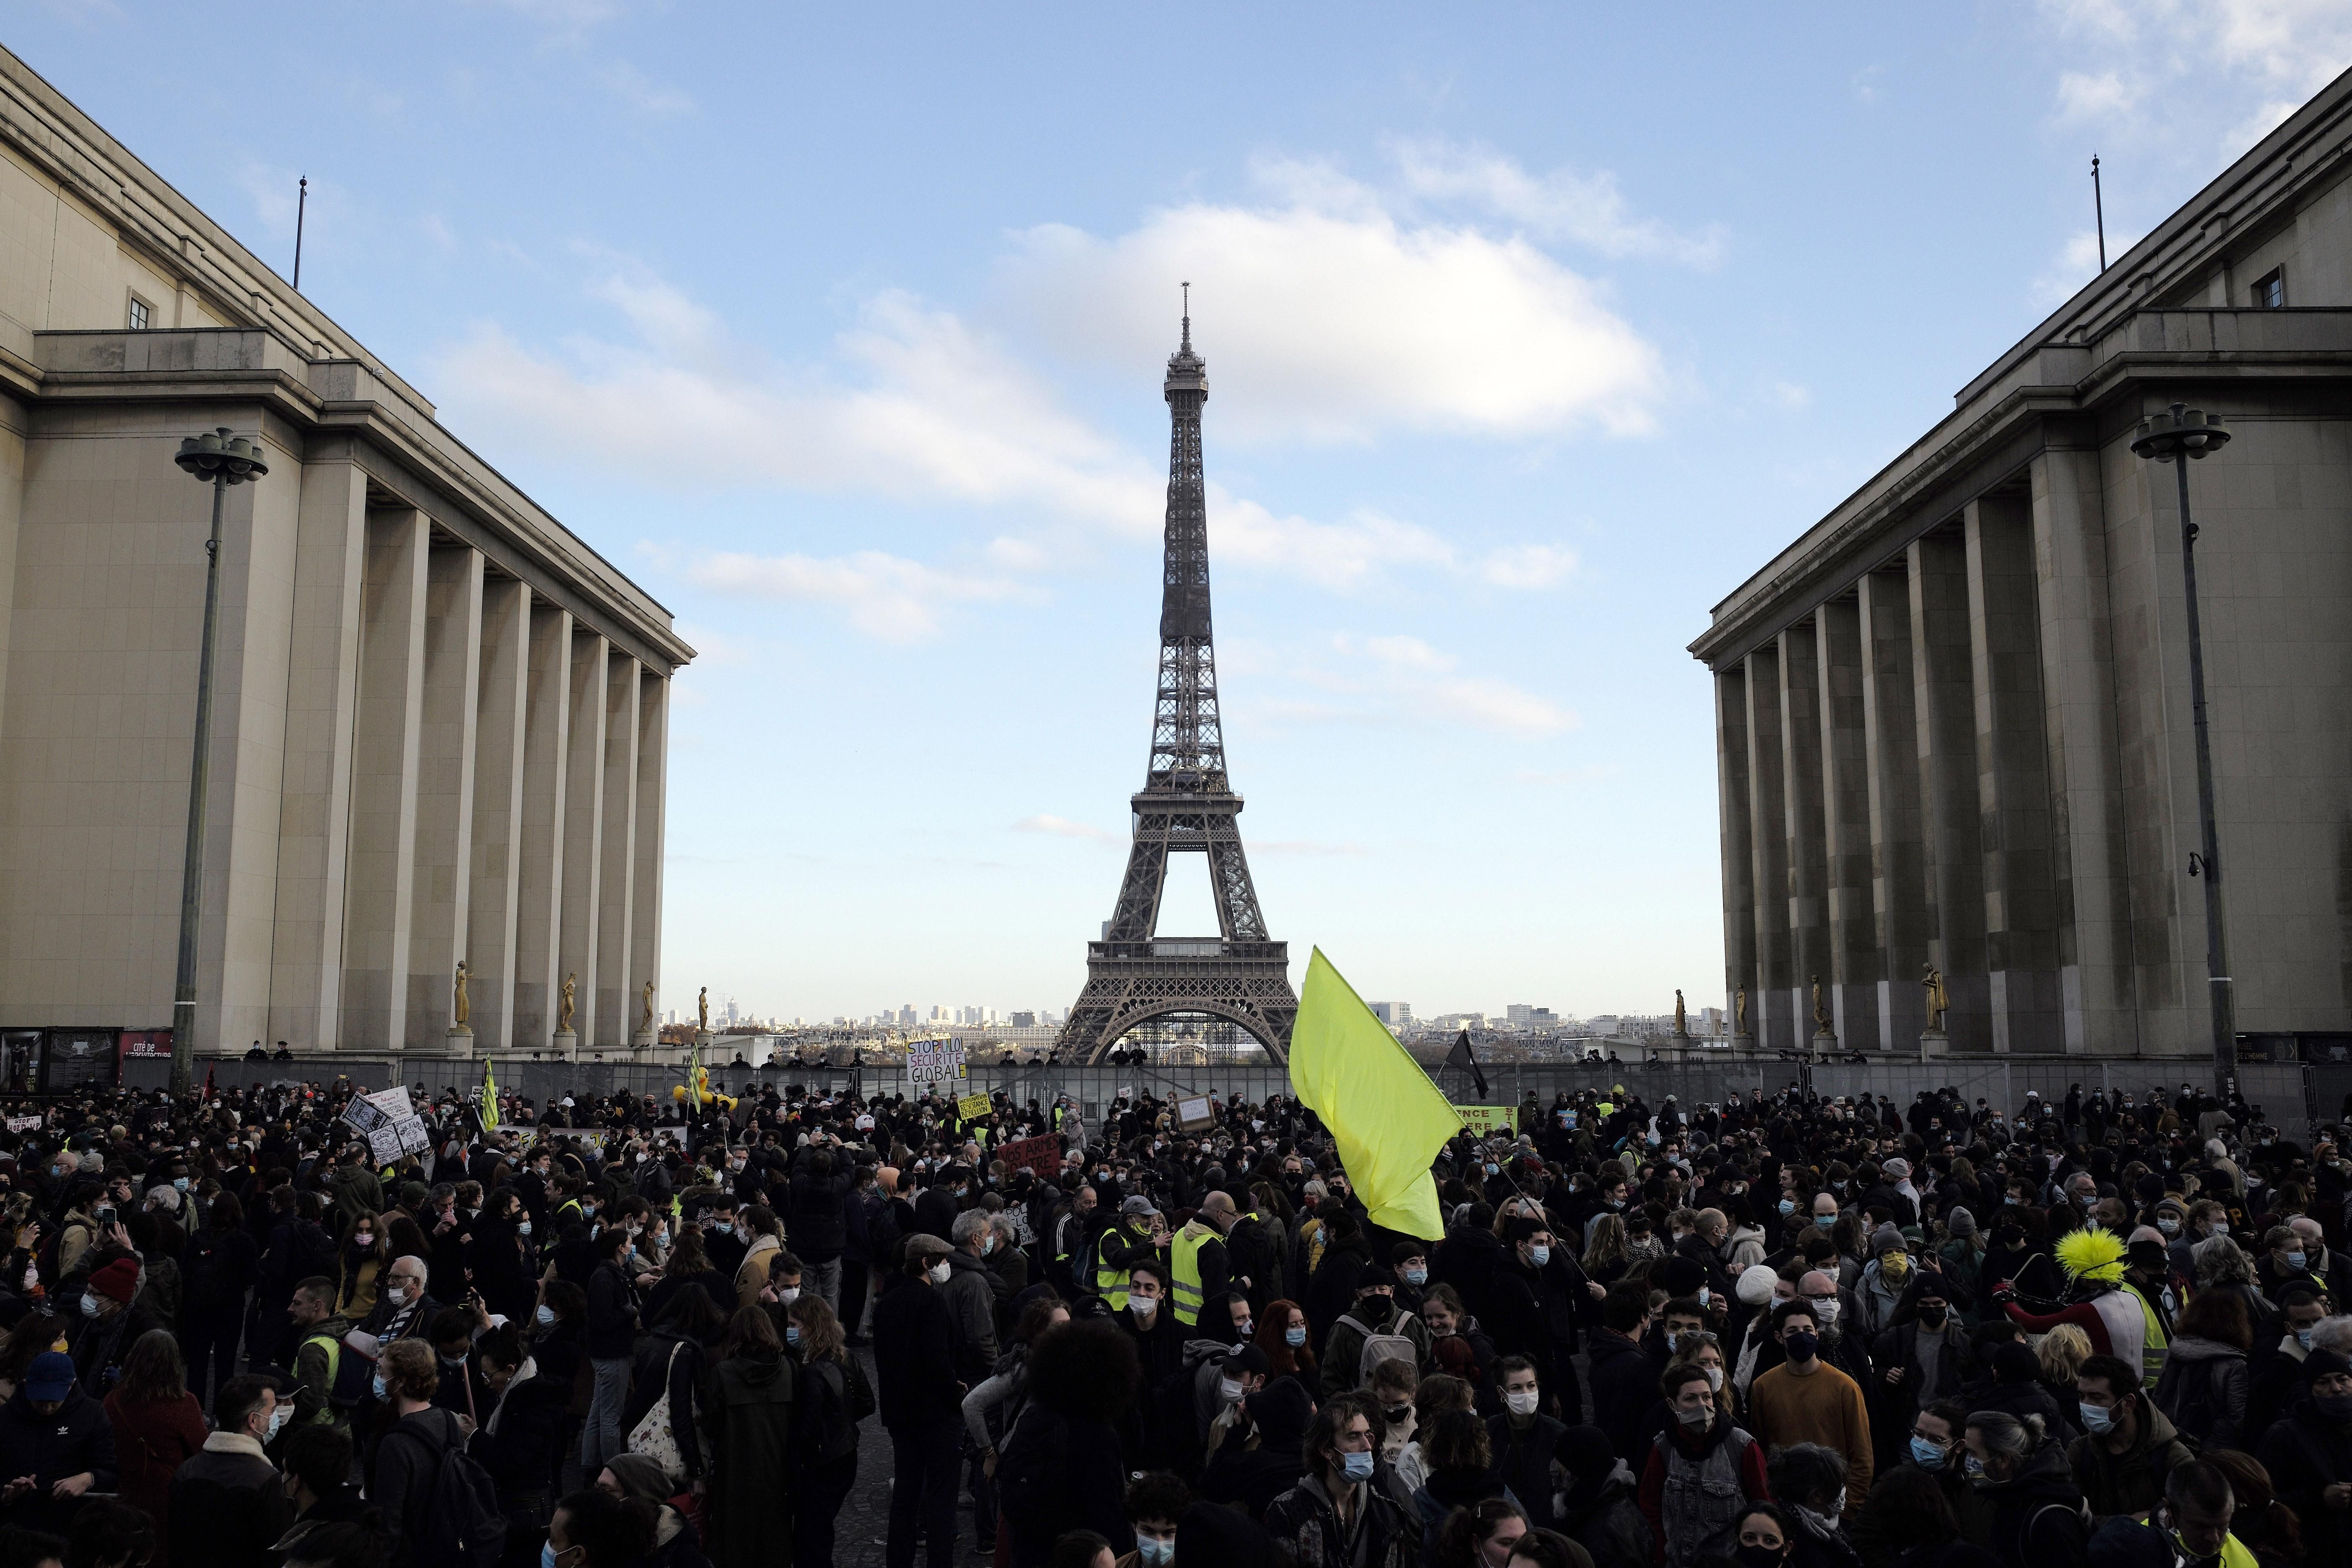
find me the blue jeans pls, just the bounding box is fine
[580,1355,631,1470]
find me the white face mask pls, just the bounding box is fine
[1131,1296,1159,1318]
[778,1287,801,1304]
[1219,1378,1247,1404]
[1504,1389,1540,1417]
[927,1261,951,1285]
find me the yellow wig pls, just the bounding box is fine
[2054,1227,2126,1283]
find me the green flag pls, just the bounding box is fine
[1288,947,1458,1240]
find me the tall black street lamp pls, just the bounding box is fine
[168,428,268,1096]
[2129,403,2233,1097]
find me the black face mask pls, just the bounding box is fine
[1733,1547,1786,1568]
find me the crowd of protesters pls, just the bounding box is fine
[0,1070,2334,1568]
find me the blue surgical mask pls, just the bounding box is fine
[785,1325,800,1347]
[535,1304,556,1327]
[2079,1401,2116,1434]
[79,1294,99,1319]
[372,1371,388,1400]
[1404,1267,1427,1286]
[712,1222,733,1235]
[1285,1326,1307,1347]
[1340,1449,1375,1483]
[2286,1251,2308,1271]
[2297,1327,2316,1351]
[174,1177,190,1191]
[1779,1199,1796,1215]
[1910,1436,1947,1472]
[1137,1537,1175,1567]
[1528,1245,1550,1267]
[1964,1454,1986,1479]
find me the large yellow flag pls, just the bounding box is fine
[481,1058,500,1131]
[1288,947,1459,1240]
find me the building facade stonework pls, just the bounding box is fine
[1692,68,2352,1059]
[0,47,691,1056]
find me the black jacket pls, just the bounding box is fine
[1485,1411,1567,1532]
[0,1385,116,1537]
[1975,1443,2089,1568]
[374,1406,470,1568]
[2254,1391,2352,1565]
[585,1260,637,1359]
[619,1328,708,1479]
[1588,1328,1655,1456]
[785,1165,853,1262]
[872,1275,962,1427]
[466,1373,569,1504]
[168,1435,292,1568]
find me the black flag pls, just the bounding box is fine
[1444,1029,1489,1099]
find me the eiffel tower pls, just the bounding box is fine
[1052,297,1299,1064]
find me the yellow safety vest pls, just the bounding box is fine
[2126,1280,2170,1389]
[1094,1225,1134,1311]
[1171,1223,1210,1326]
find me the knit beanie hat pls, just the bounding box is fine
[1946,1207,1976,1238]
[1557,1425,1617,1483]
[1737,1263,1780,1307]
[88,1258,139,1304]
[1871,1224,1906,1256]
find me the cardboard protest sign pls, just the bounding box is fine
[956,1092,993,1121]
[999,1133,1063,1178]
[1174,1095,1215,1131]
[1454,1105,1516,1138]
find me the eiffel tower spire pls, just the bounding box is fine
[1052,299,1299,1063]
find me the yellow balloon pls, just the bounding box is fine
[671,1085,686,1101]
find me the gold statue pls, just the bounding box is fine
[1922,963,1949,1032]
[1811,975,1832,1033]
[640,980,655,1033]
[698,986,709,1034]
[559,972,577,1032]
[452,961,470,1026]
[1673,989,1687,1035]
[1734,985,1747,1033]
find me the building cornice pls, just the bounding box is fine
[1692,62,2352,669]
[0,46,691,673]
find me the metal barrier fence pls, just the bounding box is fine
[128,1052,2323,1144]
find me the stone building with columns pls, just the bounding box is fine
[1692,68,2352,1059]
[0,46,691,1058]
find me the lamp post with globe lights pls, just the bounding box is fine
[2129,403,2233,1097]
[168,428,268,1096]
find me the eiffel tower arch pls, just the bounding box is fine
[1052,299,1299,1064]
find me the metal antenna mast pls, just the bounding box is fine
[1052,297,1300,1063]
[2092,156,2106,271]
[293,176,308,290]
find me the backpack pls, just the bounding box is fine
[1337,1310,1420,1386]
[385,1411,509,1567]
[303,1333,376,1411]
[864,1194,902,1267]
[995,1404,1071,1526]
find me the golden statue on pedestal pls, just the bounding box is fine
[452,961,470,1027]
[559,972,577,1032]
[1922,964,1949,1033]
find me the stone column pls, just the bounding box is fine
[630,671,670,1047]
[406,545,485,1051]
[339,509,429,1053]
[1743,647,1791,1048]
[1817,595,1880,1048]
[268,457,369,1048]
[1966,491,2064,1052]
[559,630,610,1048]
[1910,528,1989,1050]
[1780,623,1830,1044]
[467,579,530,1053]
[511,606,572,1048]
[2030,443,2132,1052]
[595,651,640,1047]
[1715,667,1758,1038]
[1858,567,1930,1045]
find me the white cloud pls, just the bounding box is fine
[1386,139,1726,266]
[2032,226,2144,305]
[1308,634,1575,734]
[1013,815,1119,844]
[598,62,696,117]
[2039,1,2352,151]
[689,549,1029,642]
[1001,162,1666,444]
[1767,380,1811,411]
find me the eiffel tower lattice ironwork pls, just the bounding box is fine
[1051,299,1299,1064]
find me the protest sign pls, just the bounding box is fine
[1453,1105,1516,1138]
[956,1092,993,1121]
[999,1133,1063,1178]
[366,1126,404,1165]
[1174,1095,1215,1131]
[340,1096,391,1135]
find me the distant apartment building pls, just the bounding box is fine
[1369,1002,1411,1026]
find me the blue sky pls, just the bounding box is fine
[17,1,2346,1024]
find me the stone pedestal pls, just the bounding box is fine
[444,1026,473,1053]
[551,1029,578,1058]
[1812,1028,1839,1051]
[1730,1032,1756,1052]
[633,1028,656,1048]
[1919,1029,1949,1059]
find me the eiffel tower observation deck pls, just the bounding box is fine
[1050,296,1300,1064]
